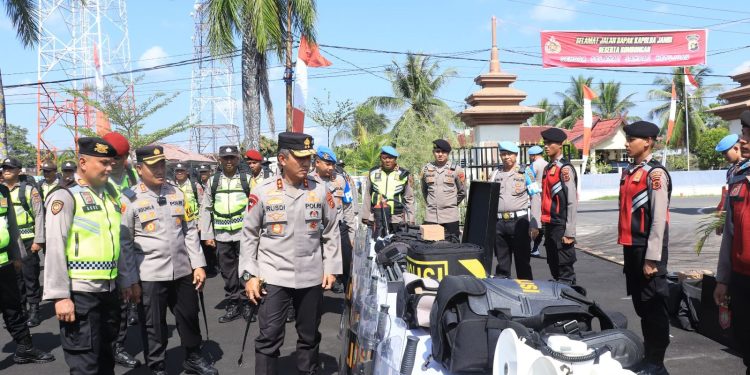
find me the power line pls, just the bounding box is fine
[641,0,750,15]
[576,0,733,22]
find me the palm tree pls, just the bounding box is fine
[647,66,723,150]
[596,81,636,120]
[555,75,593,129]
[528,98,559,126]
[333,103,390,145]
[206,0,317,149]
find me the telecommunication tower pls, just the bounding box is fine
[36,0,134,166]
[189,0,240,154]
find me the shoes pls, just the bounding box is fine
[114,345,142,368]
[183,351,218,375]
[242,303,257,323]
[26,303,41,327]
[13,336,55,364]
[127,303,139,326]
[286,306,296,323]
[530,249,542,258]
[331,279,345,294]
[218,302,241,323]
[636,363,669,375]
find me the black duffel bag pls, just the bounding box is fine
[429,276,641,373]
[406,241,486,281]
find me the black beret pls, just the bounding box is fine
[741,110,750,128]
[623,121,660,138]
[218,145,239,157]
[278,132,315,157]
[432,139,452,152]
[78,137,117,157]
[135,145,166,165]
[541,128,567,143]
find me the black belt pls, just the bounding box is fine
[498,210,527,220]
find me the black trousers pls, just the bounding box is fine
[532,227,544,251]
[217,240,245,303]
[255,285,323,375]
[544,224,577,285]
[142,275,202,371]
[423,221,461,240]
[730,272,750,372]
[340,223,354,285]
[623,246,670,366]
[0,263,31,342]
[114,299,129,347]
[494,216,533,279]
[16,239,42,305]
[60,291,121,375]
[202,240,218,272]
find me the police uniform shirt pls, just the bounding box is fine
[718,160,750,284]
[421,161,466,223]
[549,155,579,238]
[239,176,342,289]
[121,182,206,282]
[362,167,416,224]
[624,155,670,262]
[43,174,137,300]
[0,185,29,262]
[176,178,203,222]
[311,171,357,237]
[528,157,548,229]
[7,181,45,243]
[490,165,532,216]
[41,177,59,197]
[198,172,252,242]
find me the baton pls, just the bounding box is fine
[135,300,150,367]
[238,303,259,367]
[198,290,209,340]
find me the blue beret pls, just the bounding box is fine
[528,145,544,155]
[715,134,740,153]
[316,146,337,163]
[498,141,519,154]
[380,146,399,158]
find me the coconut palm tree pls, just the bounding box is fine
[333,103,390,145]
[555,75,593,129]
[647,66,723,150]
[596,81,637,120]
[528,98,559,126]
[206,0,317,148]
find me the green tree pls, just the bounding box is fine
[556,75,593,129]
[66,75,189,152]
[596,81,637,120]
[528,98,559,126]
[308,91,354,147]
[694,127,729,170]
[6,123,36,168]
[647,66,723,151]
[334,103,390,145]
[206,0,317,148]
[258,135,278,158]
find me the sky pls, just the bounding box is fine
[2,0,750,155]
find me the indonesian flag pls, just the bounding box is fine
[93,43,104,92]
[684,67,698,96]
[666,81,677,144]
[582,84,598,158]
[292,37,331,133]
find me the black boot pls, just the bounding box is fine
[242,302,257,323]
[127,303,139,326]
[331,278,345,294]
[218,302,241,323]
[13,335,55,364]
[183,350,218,375]
[114,344,141,368]
[26,303,41,327]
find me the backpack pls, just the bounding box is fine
[210,170,250,204]
[18,175,43,213]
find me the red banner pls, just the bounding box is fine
[541,29,707,68]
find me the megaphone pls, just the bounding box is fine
[493,329,543,375]
[527,340,636,375]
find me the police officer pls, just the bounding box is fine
[715,110,750,374]
[489,141,537,280]
[200,145,253,323]
[0,181,55,365]
[198,164,212,186]
[195,164,217,275]
[2,157,45,327]
[527,145,547,257]
[540,128,578,285]
[421,139,466,239]
[40,161,60,197]
[44,137,140,375]
[240,132,341,375]
[617,121,671,375]
[61,161,76,187]
[121,146,217,375]
[174,163,203,224]
[245,149,271,189]
[363,146,415,234]
[715,134,746,235]
[311,146,356,294]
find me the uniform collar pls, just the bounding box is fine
[4,181,20,189]
[627,154,653,173]
[737,159,750,173]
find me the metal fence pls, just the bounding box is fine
[450,144,573,182]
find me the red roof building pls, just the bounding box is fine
[519,125,565,145]
[567,116,627,151]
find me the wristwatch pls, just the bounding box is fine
[241,271,254,283]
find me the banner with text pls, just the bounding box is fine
[540,29,707,68]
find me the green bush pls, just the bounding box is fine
[694,127,729,170]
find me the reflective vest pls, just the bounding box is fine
[9,185,35,240]
[42,180,59,198]
[541,159,575,225]
[0,190,12,266]
[212,174,249,231]
[369,167,410,215]
[111,167,138,193]
[727,164,750,276]
[64,184,121,280]
[177,179,199,222]
[617,161,671,247]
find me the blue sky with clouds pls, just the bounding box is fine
[2,0,749,153]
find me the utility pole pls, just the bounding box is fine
[284,1,294,132]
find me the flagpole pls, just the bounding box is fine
[284,0,293,132]
[684,68,691,171]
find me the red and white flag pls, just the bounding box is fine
[666,81,677,144]
[93,43,104,92]
[292,37,331,133]
[582,84,598,158]
[92,43,111,135]
[684,67,698,96]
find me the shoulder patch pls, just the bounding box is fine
[122,188,137,201]
[562,167,571,182]
[247,194,259,211]
[326,191,335,209]
[651,170,663,190]
[51,200,64,215]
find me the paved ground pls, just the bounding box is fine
[576,196,723,273]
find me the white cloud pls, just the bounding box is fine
[531,0,577,22]
[137,46,169,69]
[731,60,750,76]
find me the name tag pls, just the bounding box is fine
[82,204,102,212]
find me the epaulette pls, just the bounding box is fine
[399,168,411,179]
[121,187,137,201]
[738,159,750,174]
